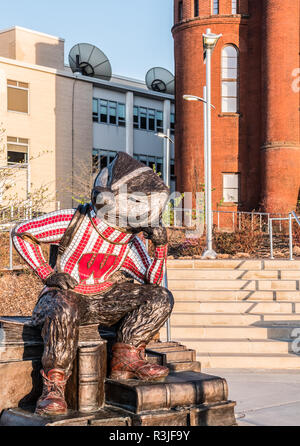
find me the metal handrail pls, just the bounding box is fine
[269,212,300,260]
[292,211,300,227]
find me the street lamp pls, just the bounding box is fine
[183,28,221,260]
[156,130,174,188]
[202,28,221,259]
[156,129,174,342]
[182,95,215,108]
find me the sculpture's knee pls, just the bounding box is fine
[160,287,174,314]
[32,290,79,330]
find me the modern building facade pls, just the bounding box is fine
[0,26,175,211]
[173,0,300,214]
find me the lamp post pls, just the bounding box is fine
[156,129,174,189]
[202,28,222,258]
[156,129,174,342]
[183,28,221,259]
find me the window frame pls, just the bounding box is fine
[133,106,164,133]
[194,0,199,17]
[7,79,29,114]
[222,173,241,204]
[170,112,175,134]
[178,1,183,21]
[212,0,219,15]
[93,98,126,127]
[92,148,118,174]
[7,136,29,165]
[232,0,238,14]
[221,45,239,114]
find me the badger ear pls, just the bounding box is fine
[94,167,109,188]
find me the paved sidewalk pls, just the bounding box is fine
[203,368,300,426]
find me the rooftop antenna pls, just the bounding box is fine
[145,67,175,95]
[69,43,112,81]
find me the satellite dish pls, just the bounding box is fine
[69,43,112,81]
[145,67,175,95]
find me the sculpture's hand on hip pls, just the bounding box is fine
[44,272,78,290]
[142,226,168,246]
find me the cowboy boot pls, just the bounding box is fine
[109,342,169,381]
[35,369,69,416]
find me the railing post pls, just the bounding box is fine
[9,226,13,271]
[164,271,171,342]
[289,213,294,261]
[270,218,274,259]
[260,214,262,232]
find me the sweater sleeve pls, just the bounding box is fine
[122,236,168,286]
[12,209,75,281]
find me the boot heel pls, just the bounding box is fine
[109,370,135,380]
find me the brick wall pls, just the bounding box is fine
[173,0,300,213]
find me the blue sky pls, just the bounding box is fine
[2,0,174,81]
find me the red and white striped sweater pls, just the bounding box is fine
[12,206,167,295]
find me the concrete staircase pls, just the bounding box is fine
[161,259,300,369]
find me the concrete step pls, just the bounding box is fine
[171,313,300,326]
[168,260,262,270]
[168,279,299,291]
[195,352,300,369]
[171,289,300,301]
[167,269,280,280]
[167,259,300,270]
[161,324,300,340]
[174,339,294,355]
[173,301,299,314]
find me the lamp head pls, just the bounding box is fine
[203,28,222,51]
[183,94,203,102]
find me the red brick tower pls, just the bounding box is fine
[261,0,300,213]
[172,0,300,214]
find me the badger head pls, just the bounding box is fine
[91,152,169,231]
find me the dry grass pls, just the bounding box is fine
[0,270,43,316]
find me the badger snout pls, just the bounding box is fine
[94,189,115,211]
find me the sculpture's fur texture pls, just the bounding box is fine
[12,152,173,380]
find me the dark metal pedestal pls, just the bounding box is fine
[0,317,236,426]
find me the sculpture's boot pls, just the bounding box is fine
[110,342,169,381]
[35,369,69,416]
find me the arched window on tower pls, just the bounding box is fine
[212,0,219,14]
[194,0,199,17]
[178,1,183,21]
[232,0,238,14]
[221,46,239,113]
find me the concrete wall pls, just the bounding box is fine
[0,27,65,70]
[56,76,93,209]
[0,60,57,210]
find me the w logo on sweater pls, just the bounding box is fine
[78,253,117,281]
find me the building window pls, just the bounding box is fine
[223,173,240,203]
[92,149,118,174]
[171,113,175,134]
[133,106,164,133]
[156,111,163,133]
[178,1,183,21]
[93,98,99,122]
[134,154,176,191]
[134,154,163,176]
[212,0,219,14]
[118,103,126,127]
[221,46,239,113]
[7,80,29,113]
[7,137,29,164]
[232,0,238,14]
[93,98,126,126]
[194,0,199,17]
